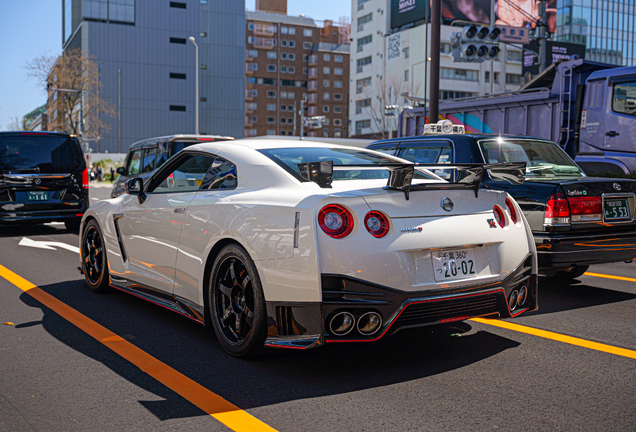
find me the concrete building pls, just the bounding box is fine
[62,0,245,153]
[245,0,350,138]
[350,0,524,138]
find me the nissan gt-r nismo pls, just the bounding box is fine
[78,138,538,357]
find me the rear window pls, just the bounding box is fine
[259,147,435,181]
[0,134,84,174]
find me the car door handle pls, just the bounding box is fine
[173,208,186,214]
[605,131,620,137]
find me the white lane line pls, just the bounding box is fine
[18,237,79,254]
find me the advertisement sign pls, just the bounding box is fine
[441,0,491,25]
[495,0,556,33]
[523,40,586,76]
[390,0,429,30]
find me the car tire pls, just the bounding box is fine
[555,265,590,280]
[81,219,111,293]
[209,244,267,358]
[65,218,82,231]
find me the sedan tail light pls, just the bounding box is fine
[545,192,570,225]
[364,211,390,238]
[318,204,354,238]
[568,196,602,222]
[505,198,517,224]
[82,168,89,189]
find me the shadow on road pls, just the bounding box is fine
[0,223,76,238]
[18,279,520,420]
[524,276,636,317]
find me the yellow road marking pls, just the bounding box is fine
[0,264,277,432]
[471,318,636,360]
[584,272,636,283]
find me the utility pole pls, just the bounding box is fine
[118,69,121,153]
[293,100,297,137]
[299,96,306,140]
[429,0,441,123]
[188,37,199,134]
[538,1,547,73]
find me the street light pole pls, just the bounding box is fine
[189,36,199,135]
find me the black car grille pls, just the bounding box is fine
[393,294,498,328]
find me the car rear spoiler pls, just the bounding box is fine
[297,161,526,200]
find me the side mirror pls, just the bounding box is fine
[116,167,126,175]
[125,178,146,204]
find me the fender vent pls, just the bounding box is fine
[276,306,295,336]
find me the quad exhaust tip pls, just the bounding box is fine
[356,311,383,336]
[508,290,519,312]
[329,311,355,336]
[517,286,527,307]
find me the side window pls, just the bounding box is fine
[201,157,238,190]
[396,141,453,164]
[127,150,143,176]
[150,154,216,194]
[367,144,397,155]
[612,81,636,117]
[142,147,157,172]
[156,143,168,166]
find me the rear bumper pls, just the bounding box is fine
[0,208,87,225]
[534,230,636,268]
[264,254,536,349]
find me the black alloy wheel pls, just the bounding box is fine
[209,245,267,357]
[81,220,111,293]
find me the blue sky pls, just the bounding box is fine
[0,0,351,129]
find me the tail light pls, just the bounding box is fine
[318,204,354,238]
[364,211,390,238]
[82,168,89,189]
[545,192,570,225]
[505,198,517,224]
[493,205,505,228]
[568,196,602,222]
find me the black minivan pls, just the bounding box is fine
[110,134,233,198]
[0,131,88,230]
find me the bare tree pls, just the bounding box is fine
[26,49,115,141]
[361,75,417,140]
[7,116,27,131]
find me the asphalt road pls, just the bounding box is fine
[1,183,635,431]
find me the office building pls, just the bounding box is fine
[245,0,350,137]
[61,0,245,153]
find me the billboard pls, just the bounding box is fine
[523,40,586,76]
[441,0,491,25]
[390,0,429,30]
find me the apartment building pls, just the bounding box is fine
[245,1,350,137]
[61,0,244,153]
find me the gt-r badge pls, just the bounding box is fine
[440,197,454,212]
[613,183,622,191]
[400,227,423,233]
[487,219,497,228]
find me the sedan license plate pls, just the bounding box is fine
[432,249,477,281]
[604,199,630,220]
[27,191,48,201]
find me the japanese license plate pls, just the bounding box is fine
[27,191,48,201]
[432,248,477,282]
[604,198,630,220]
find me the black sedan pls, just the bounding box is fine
[367,134,636,278]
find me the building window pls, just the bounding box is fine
[404,70,409,81]
[334,119,342,126]
[440,42,451,54]
[170,72,186,79]
[334,80,343,88]
[280,105,287,111]
[404,47,410,59]
[267,64,277,72]
[440,68,479,81]
[323,128,329,137]
[267,91,276,98]
[334,67,343,75]
[506,73,522,85]
[170,2,186,9]
[281,26,288,34]
[334,106,343,113]
[289,53,296,61]
[267,51,277,59]
[281,66,287,73]
[281,91,287,99]
[334,129,342,138]
[485,71,499,82]
[323,80,330,87]
[289,41,295,48]
[303,55,309,61]
[201,0,207,4]
[356,98,371,114]
[287,91,295,99]
[303,68,308,74]
[356,56,372,73]
[323,67,330,74]
[248,23,254,30]
[281,53,287,60]
[356,77,371,94]
[324,92,330,100]
[267,117,276,124]
[355,119,371,134]
[170,105,186,111]
[200,32,207,37]
[288,66,295,73]
[267,104,276,111]
[334,93,343,101]
[281,40,288,47]
[323,105,330,113]
[267,130,276,135]
[324,54,331,61]
[200,64,207,69]
[441,91,477,100]
[507,50,522,62]
[303,29,313,37]
[357,34,372,51]
[303,42,313,49]
[170,37,186,44]
[281,118,286,124]
[289,27,295,35]
[335,55,343,62]
[357,13,372,31]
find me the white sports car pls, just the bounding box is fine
[79,138,537,357]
